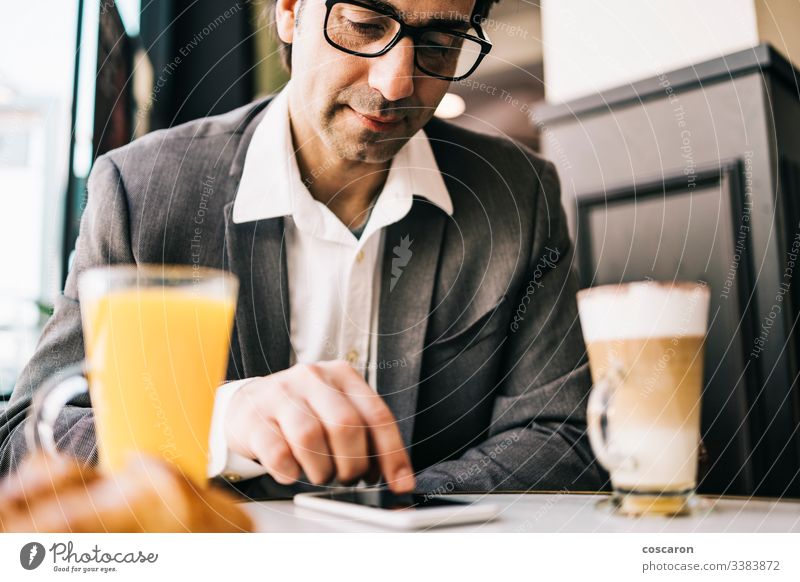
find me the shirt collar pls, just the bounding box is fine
[232,82,453,231]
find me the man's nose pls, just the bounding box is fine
[368,37,416,103]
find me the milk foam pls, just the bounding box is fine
[577,282,709,343]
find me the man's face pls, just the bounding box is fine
[284,0,477,164]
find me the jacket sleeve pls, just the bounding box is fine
[0,155,135,476]
[415,161,609,494]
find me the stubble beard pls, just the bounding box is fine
[320,106,409,164]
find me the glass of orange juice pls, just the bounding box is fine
[26,264,238,486]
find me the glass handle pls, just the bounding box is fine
[586,363,629,472]
[25,361,90,459]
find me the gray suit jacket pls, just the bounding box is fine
[0,96,606,496]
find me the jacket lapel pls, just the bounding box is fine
[222,203,292,379]
[377,200,447,447]
[220,96,292,380]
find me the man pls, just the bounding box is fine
[0,0,604,497]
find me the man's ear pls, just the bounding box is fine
[275,0,301,44]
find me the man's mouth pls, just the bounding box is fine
[348,106,404,132]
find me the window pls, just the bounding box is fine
[0,1,141,401]
[0,0,81,399]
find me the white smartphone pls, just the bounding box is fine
[293,487,500,530]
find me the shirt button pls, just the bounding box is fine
[356,250,365,263]
[345,350,359,365]
[223,473,242,483]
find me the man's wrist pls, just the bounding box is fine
[208,379,267,481]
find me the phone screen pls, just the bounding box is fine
[318,489,469,511]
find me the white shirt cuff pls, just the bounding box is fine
[207,378,269,481]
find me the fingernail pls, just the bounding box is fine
[394,468,416,492]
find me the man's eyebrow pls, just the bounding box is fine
[423,16,472,30]
[357,0,472,30]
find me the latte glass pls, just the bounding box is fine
[577,281,710,516]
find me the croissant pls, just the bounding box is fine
[0,452,253,533]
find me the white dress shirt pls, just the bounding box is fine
[207,83,453,479]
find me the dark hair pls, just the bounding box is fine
[263,0,502,72]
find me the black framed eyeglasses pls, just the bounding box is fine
[323,0,493,82]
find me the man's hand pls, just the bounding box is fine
[224,361,416,492]
[0,452,253,532]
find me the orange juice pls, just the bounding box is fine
[83,287,235,485]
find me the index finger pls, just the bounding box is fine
[319,361,415,493]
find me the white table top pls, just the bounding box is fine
[242,492,800,533]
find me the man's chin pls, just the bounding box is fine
[359,142,408,164]
[332,133,409,164]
